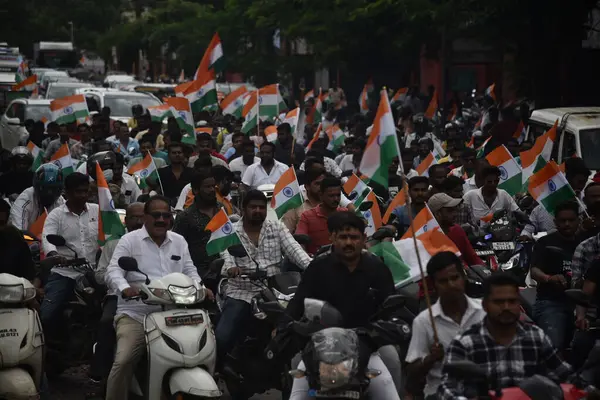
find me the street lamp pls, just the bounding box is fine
[68,21,74,44]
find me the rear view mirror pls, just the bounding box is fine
[293,234,311,246]
[381,294,406,310]
[46,234,66,247]
[118,256,139,272]
[227,244,248,258]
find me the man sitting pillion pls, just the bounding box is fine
[284,211,401,400]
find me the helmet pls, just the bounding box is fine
[10,146,33,165]
[33,163,64,189]
[86,151,116,180]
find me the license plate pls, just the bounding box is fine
[492,242,515,251]
[313,391,360,399]
[475,250,496,256]
[165,314,203,326]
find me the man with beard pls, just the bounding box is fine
[241,142,289,189]
[229,138,260,177]
[338,137,366,173]
[173,170,223,291]
[390,176,429,237]
[438,273,571,399]
[215,190,311,367]
[406,252,485,399]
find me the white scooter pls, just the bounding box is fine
[0,273,44,398]
[116,257,221,399]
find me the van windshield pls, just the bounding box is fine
[579,129,600,170]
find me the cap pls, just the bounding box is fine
[428,193,462,213]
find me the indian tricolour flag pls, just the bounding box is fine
[206,209,241,256]
[50,94,90,125]
[195,32,225,79]
[401,205,440,239]
[304,89,315,103]
[370,229,460,287]
[486,145,523,196]
[27,141,44,171]
[361,190,382,236]
[271,168,303,219]
[147,104,171,122]
[343,174,371,205]
[383,184,407,223]
[391,87,408,105]
[221,85,248,118]
[164,97,194,134]
[424,89,438,121]
[265,125,278,143]
[13,74,37,92]
[485,83,497,102]
[241,91,259,134]
[184,69,218,112]
[358,80,372,114]
[175,81,193,97]
[306,91,323,125]
[415,152,436,177]
[96,162,125,245]
[521,119,557,186]
[326,124,345,153]
[128,153,158,189]
[281,108,299,135]
[359,89,401,189]
[258,84,287,120]
[528,160,576,216]
[50,143,74,176]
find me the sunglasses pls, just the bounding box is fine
[148,212,173,220]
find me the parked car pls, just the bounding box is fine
[0,99,51,150]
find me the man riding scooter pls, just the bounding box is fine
[104,195,214,400]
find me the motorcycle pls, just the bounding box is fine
[0,273,44,398]
[215,244,301,399]
[287,295,411,399]
[116,256,221,399]
[445,360,590,400]
[42,234,105,377]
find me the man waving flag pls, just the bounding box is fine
[359,89,401,188]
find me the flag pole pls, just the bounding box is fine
[256,90,260,139]
[402,179,439,342]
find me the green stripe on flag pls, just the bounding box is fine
[61,166,74,177]
[207,234,241,256]
[98,210,126,245]
[499,173,523,196]
[275,193,303,219]
[540,185,576,216]
[54,109,89,125]
[190,89,218,113]
[369,241,411,285]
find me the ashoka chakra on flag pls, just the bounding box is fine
[548,179,556,192]
[64,106,73,114]
[140,169,150,178]
[282,187,294,198]
[221,222,233,234]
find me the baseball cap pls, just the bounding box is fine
[428,193,462,213]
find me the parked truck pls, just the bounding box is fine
[33,42,78,70]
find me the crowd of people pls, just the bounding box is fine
[2,84,600,399]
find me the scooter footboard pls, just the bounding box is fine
[169,367,222,398]
[0,367,38,397]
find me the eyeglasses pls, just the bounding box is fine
[148,212,173,220]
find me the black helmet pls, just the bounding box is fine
[86,151,116,180]
[10,146,34,166]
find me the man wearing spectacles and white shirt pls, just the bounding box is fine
[104,195,214,400]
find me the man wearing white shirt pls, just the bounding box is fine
[463,165,519,224]
[229,138,260,178]
[242,142,289,189]
[41,172,100,340]
[104,195,213,399]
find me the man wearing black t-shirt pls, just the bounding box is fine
[531,201,580,350]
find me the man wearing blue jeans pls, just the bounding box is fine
[530,201,580,349]
[215,190,311,371]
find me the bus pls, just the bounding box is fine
[33,42,79,70]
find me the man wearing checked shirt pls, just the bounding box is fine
[215,189,311,364]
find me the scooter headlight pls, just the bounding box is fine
[0,284,36,303]
[319,359,354,389]
[168,285,199,304]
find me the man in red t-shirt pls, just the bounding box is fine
[296,176,347,254]
[428,193,484,266]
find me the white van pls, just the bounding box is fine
[527,107,600,171]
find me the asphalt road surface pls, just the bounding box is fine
[49,365,282,399]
